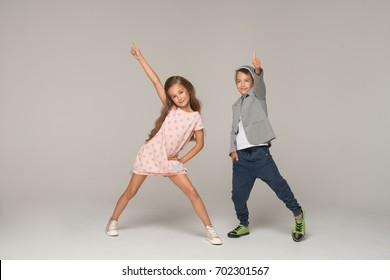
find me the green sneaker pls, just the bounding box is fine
[292,208,305,242]
[227,224,250,238]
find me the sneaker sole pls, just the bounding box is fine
[227,232,250,238]
[206,239,223,245]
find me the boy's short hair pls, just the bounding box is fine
[235,68,254,82]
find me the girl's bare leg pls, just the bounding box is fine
[169,174,212,226]
[110,174,147,221]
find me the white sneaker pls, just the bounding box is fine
[105,219,118,236]
[205,225,223,245]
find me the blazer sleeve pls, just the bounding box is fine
[252,68,266,100]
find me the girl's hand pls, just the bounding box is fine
[252,51,262,75]
[130,42,143,60]
[168,155,181,162]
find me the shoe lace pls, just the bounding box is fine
[294,220,303,233]
[206,226,219,239]
[108,221,117,230]
[234,225,244,232]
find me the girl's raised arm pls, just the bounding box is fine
[130,42,166,104]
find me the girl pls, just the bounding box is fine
[105,43,222,245]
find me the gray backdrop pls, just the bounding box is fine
[1,0,390,259]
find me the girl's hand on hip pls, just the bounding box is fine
[168,155,181,162]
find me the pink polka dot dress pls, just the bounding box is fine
[132,106,204,177]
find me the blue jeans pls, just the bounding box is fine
[232,146,301,227]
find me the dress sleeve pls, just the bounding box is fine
[194,113,204,131]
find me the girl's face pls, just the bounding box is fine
[235,71,254,96]
[167,83,192,111]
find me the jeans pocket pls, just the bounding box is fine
[255,147,269,158]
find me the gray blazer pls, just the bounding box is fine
[229,66,276,155]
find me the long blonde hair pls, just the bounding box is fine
[146,76,201,141]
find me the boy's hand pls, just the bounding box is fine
[252,51,262,75]
[130,42,143,60]
[231,151,239,161]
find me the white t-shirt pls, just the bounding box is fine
[236,119,267,151]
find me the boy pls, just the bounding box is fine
[228,52,305,242]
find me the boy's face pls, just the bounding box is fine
[235,71,254,96]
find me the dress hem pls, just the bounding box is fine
[131,169,188,177]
